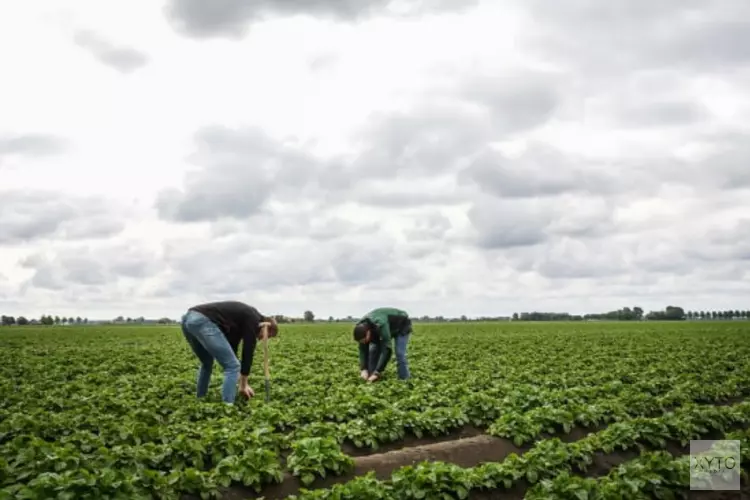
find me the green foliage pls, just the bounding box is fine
[287,437,354,485]
[1,321,749,498]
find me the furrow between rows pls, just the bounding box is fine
[221,398,750,500]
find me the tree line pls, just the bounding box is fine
[1,315,90,326]
[2,305,748,327]
[510,306,750,322]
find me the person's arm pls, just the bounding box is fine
[372,318,392,376]
[359,343,368,371]
[239,323,258,382]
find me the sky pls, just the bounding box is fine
[1,0,749,320]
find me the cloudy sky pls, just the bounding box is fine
[2,0,749,320]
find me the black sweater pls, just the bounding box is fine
[189,301,264,376]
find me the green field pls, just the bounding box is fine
[2,321,750,499]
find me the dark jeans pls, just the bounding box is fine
[368,333,411,379]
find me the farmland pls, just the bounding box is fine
[1,321,750,499]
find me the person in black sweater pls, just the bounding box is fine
[180,301,278,404]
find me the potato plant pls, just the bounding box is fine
[1,321,749,499]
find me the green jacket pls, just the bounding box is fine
[357,307,412,375]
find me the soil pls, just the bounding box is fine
[217,423,749,500]
[205,397,750,500]
[341,425,486,456]
[235,434,524,500]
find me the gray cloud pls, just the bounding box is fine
[697,136,750,190]
[348,104,492,180]
[613,100,710,128]
[73,30,149,73]
[20,243,162,291]
[685,219,750,263]
[209,207,382,242]
[0,134,67,165]
[467,196,552,249]
[460,72,561,134]
[519,0,750,74]
[158,68,565,224]
[406,212,453,242]
[498,223,750,284]
[154,224,420,298]
[460,144,623,199]
[164,0,478,39]
[351,71,563,180]
[308,53,338,72]
[0,191,127,245]
[155,126,323,222]
[466,188,630,251]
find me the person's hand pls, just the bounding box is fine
[239,385,255,399]
[258,324,269,340]
[367,373,380,383]
[360,369,369,380]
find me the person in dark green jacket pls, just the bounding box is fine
[353,307,413,382]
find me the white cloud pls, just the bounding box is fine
[1,0,749,320]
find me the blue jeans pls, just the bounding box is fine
[368,334,411,380]
[181,310,241,403]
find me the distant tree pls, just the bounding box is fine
[75,317,82,324]
[699,311,706,319]
[645,306,686,321]
[711,311,717,319]
[665,306,686,320]
[83,318,89,324]
[633,307,644,320]
[54,316,60,325]
[126,317,132,323]
[1,315,15,326]
[303,310,315,322]
[687,311,693,320]
[328,316,334,322]
[460,315,468,321]
[512,313,519,320]
[17,316,29,326]
[61,317,68,325]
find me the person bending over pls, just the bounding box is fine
[180,300,278,404]
[353,307,412,382]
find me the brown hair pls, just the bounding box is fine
[264,316,279,338]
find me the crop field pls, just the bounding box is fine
[2,321,750,499]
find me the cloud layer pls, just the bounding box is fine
[1,0,749,319]
[73,30,149,73]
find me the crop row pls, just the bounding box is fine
[2,375,745,488]
[3,397,748,500]
[525,435,750,498]
[284,401,750,500]
[3,369,746,462]
[3,324,745,423]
